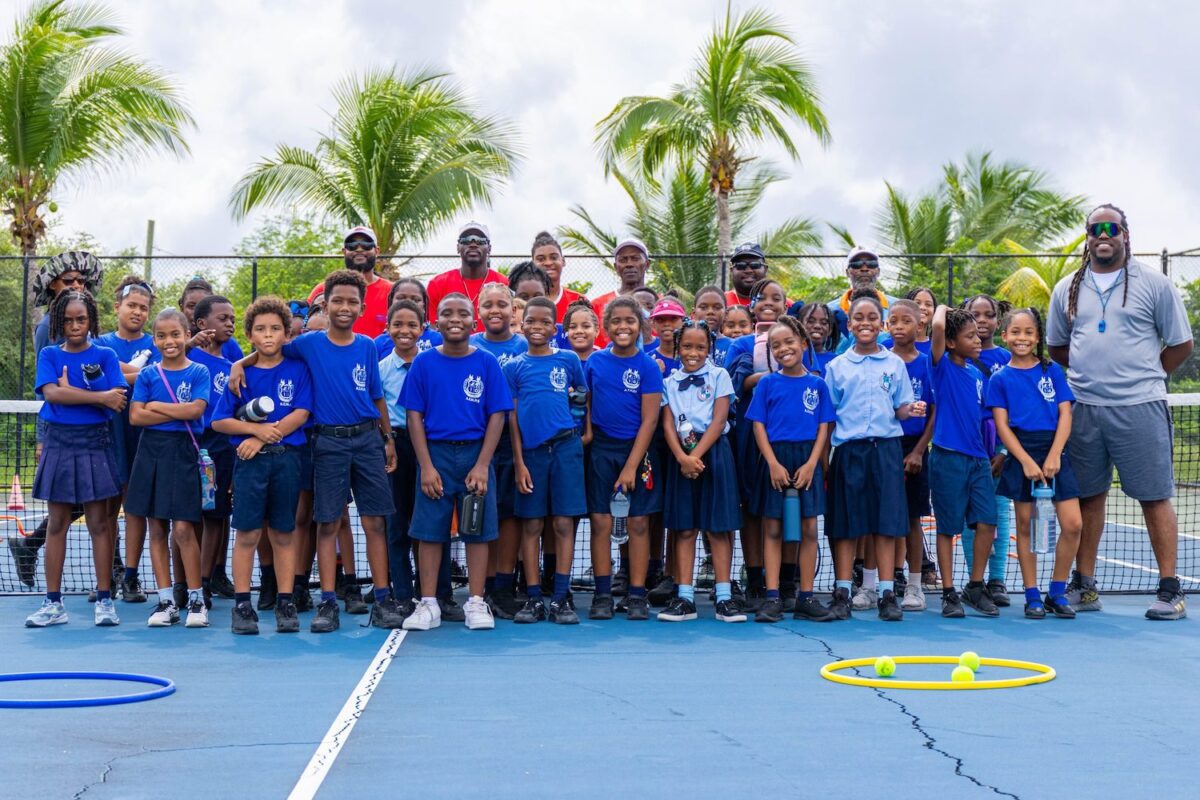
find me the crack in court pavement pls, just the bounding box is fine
[72,742,314,799]
[778,624,1022,800]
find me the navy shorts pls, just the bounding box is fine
[493,438,517,519]
[33,422,121,506]
[586,430,663,517]
[109,409,143,486]
[997,429,1081,503]
[515,430,587,519]
[732,414,761,505]
[900,434,931,519]
[231,446,300,533]
[125,429,201,523]
[826,437,908,539]
[929,445,998,535]
[409,439,498,544]
[312,425,395,524]
[750,440,826,521]
[199,431,234,521]
[297,428,315,492]
[664,435,741,532]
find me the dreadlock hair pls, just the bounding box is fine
[1001,306,1050,372]
[943,307,980,362]
[531,231,562,258]
[672,317,716,362]
[113,274,155,305]
[179,276,213,308]
[243,295,291,338]
[603,295,646,337]
[507,260,551,296]
[323,269,366,302]
[193,294,232,325]
[1067,203,1132,325]
[748,277,783,321]
[562,297,598,330]
[797,301,840,353]
[523,295,557,320]
[764,315,809,374]
[389,277,430,314]
[48,289,99,342]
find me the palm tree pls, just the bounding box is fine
[594,4,830,262]
[558,160,821,297]
[995,234,1086,309]
[230,67,520,255]
[0,0,193,255]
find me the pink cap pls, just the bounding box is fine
[649,298,687,319]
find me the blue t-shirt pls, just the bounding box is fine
[975,347,1011,421]
[712,335,732,368]
[932,356,987,459]
[131,361,212,432]
[374,325,443,360]
[35,343,123,425]
[985,362,1074,433]
[469,332,529,369]
[401,347,513,441]
[585,349,664,440]
[282,332,382,426]
[915,339,932,357]
[504,351,586,449]
[898,352,934,437]
[189,348,232,431]
[211,359,313,446]
[222,339,244,362]
[649,347,681,379]
[95,332,159,376]
[802,348,836,377]
[745,372,835,442]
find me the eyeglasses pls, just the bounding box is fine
[731,260,766,271]
[458,235,490,246]
[849,260,880,270]
[1086,222,1124,238]
[345,240,374,251]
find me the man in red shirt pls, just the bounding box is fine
[591,237,649,347]
[308,226,393,337]
[724,241,768,307]
[426,221,507,331]
[531,230,580,322]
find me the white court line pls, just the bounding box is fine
[1097,556,1200,584]
[289,629,407,800]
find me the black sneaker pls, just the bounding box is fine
[877,590,903,622]
[370,596,406,628]
[310,599,340,633]
[755,597,784,623]
[8,534,41,587]
[730,579,745,605]
[514,596,547,623]
[1045,594,1076,619]
[489,586,518,621]
[1024,601,1046,619]
[921,564,941,591]
[657,596,697,622]
[625,595,650,621]
[893,569,908,596]
[548,595,579,625]
[210,571,236,600]
[829,587,852,620]
[715,598,747,622]
[334,569,348,601]
[121,575,147,603]
[851,558,865,592]
[202,584,213,610]
[344,584,368,615]
[257,572,278,611]
[294,584,313,613]
[589,593,614,620]
[275,598,300,633]
[780,579,797,612]
[647,575,677,607]
[394,597,416,622]
[611,570,629,597]
[540,569,554,597]
[986,579,1011,607]
[941,588,966,618]
[962,582,999,617]
[615,595,629,614]
[793,595,835,622]
[231,601,259,635]
[439,596,466,623]
[741,584,766,612]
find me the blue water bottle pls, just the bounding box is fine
[783,488,801,543]
[1031,480,1055,554]
[199,449,217,511]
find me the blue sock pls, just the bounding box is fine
[835,579,852,593]
[766,588,780,599]
[1025,587,1043,606]
[484,576,495,595]
[495,572,513,590]
[629,585,647,598]
[648,558,663,576]
[47,591,61,603]
[1049,580,1067,600]
[595,575,612,595]
[235,592,251,604]
[879,580,894,595]
[123,567,137,581]
[97,590,111,602]
[374,586,391,604]
[798,590,813,600]
[748,566,765,588]
[553,573,570,601]
[543,552,554,578]
[678,584,695,602]
[527,584,543,599]
[715,582,731,602]
[321,590,336,603]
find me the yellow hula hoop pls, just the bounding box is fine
[820,656,1055,690]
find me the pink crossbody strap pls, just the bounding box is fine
[154,363,202,455]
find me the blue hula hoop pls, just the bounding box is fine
[0,672,175,709]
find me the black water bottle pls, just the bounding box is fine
[460,492,486,536]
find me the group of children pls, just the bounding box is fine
[23,231,1086,634]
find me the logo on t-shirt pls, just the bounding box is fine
[910,377,923,399]
[177,381,192,402]
[81,362,102,389]
[698,382,713,402]
[550,366,568,391]
[622,368,641,391]
[496,353,517,368]
[353,363,367,391]
[277,378,295,407]
[1038,375,1056,401]
[803,387,819,413]
[463,374,484,402]
[880,372,893,392]
[213,372,228,396]
[975,378,983,402]
[417,339,432,353]
[990,362,1004,375]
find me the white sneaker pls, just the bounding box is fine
[147,600,180,627]
[25,599,68,627]
[901,582,926,611]
[94,598,121,626]
[185,599,209,628]
[402,599,441,631]
[464,596,495,630]
[851,586,878,611]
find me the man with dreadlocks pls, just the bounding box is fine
[1046,204,1193,620]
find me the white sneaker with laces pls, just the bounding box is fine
[402,599,441,631]
[851,586,877,611]
[94,598,121,626]
[147,601,179,627]
[25,599,68,628]
[464,596,495,630]
[185,599,209,628]
[901,583,926,611]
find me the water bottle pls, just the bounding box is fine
[678,416,698,452]
[568,386,588,431]
[460,492,486,536]
[610,490,630,545]
[128,350,151,369]
[783,488,801,543]
[1031,481,1055,554]
[236,395,275,422]
[199,449,217,511]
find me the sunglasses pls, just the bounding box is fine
[849,260,880,270]
[458,235,489,246]
[731,260,766,271]
[1086,222,1124,238]
[58,275,86,286]
[345,240,374,251]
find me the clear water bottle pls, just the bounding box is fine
[783,487,801,543]
[199,449,217,511]
[610,490,630,545]
[678,415,698,452]
[1031,481,1055,554]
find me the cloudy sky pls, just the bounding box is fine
[10,0,1200,258]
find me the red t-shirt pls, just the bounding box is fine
[725,289,751,307]
[590,290,618,347]
[554,287,583,323]
[308,275,393,338]
[426,268,508,331]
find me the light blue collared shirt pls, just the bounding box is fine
[824,346,914,446]
[661,364,735,437]
[379,350,413,429]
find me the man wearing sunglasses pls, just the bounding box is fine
[426,221,507,333]
[306,226,393,338]
[725,242,768,307]
[825,246,896,353]
[1047,204,1193,621]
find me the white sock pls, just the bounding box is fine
[863,569,878,590]
[158,586,175,606]
[421,596,439,612]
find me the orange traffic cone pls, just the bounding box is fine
[7,475,24,511]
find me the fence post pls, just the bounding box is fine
[946,256,954,307]
[718,253,727,292]
[251,257,259,301]
[1161,247,1169,277]
[17,254,31,401]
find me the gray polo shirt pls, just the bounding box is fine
[1046,258,1192,406]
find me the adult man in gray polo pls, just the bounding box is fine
[1047,204,1194,620]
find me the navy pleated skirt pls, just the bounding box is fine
[826,437,908,539]
[33,422,121,505]
[663,435,741,532]
[751,440,827,520]
[124,429,202,523]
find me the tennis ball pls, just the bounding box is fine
[951,665,975,683]
[874,656,896,677]
[958,651,981,672]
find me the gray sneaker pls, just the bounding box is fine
[1146,579,1187,621]
[851,586,877,611]
[1065,570,1103,612]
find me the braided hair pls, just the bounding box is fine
[562,297,598,331]
[764,316,810,373]
[1067,203,1132,325]
[1001,307,1050,372]
[748,278,784,322]
[797,301,839,353]
[672,317,716,362]
[48,289,99,342]
[507,260,552,296]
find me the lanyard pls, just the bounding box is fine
[1085,268,1124,333]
